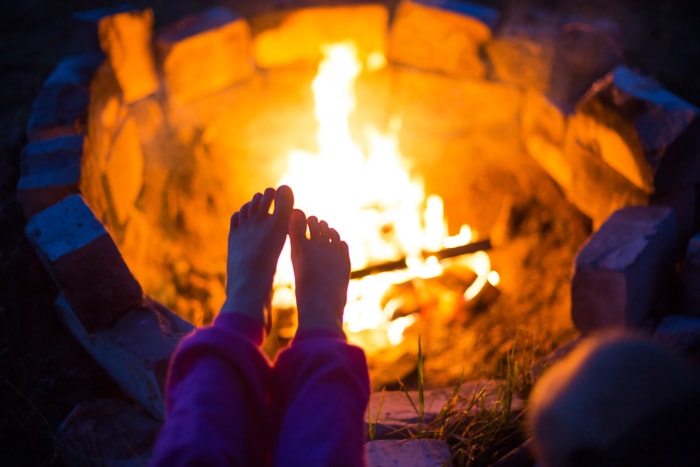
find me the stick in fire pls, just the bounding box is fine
[349,238,492,279]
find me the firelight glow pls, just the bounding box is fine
[274,43,496,350]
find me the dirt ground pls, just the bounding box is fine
[2,0,699,464]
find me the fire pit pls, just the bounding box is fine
[17,0,700,463]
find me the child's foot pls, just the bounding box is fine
[289,209,350,334]
[221,186,294,325]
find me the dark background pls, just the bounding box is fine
[1,0,699,464]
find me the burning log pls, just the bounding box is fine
[350,239,492,279]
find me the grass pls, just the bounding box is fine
[393,334,534,466]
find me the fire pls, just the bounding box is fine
[274,43,497,350]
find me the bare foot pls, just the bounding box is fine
[221,186,294,325]
[289,209,350,334]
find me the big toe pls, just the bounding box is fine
[273,185,294,220]
[289,209,307,245]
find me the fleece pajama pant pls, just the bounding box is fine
[151,312,370,467]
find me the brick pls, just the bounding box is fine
[26,54,103,142]
[571,66,700,194]
[571,205,677,333]
[654,315,700,359]
[365,439,452,467]
[681,234,700,315]
[17,135,85,219]
[252,4,389,68]
[103,117,144,226]
[99,8,159,103]
[157,7,254,103]
[25,195,143,332]
[56,296,193,420]
[388,0,497,79]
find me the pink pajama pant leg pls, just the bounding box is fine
[150,313,272,466]
[270,329,370,467]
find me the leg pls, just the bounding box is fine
[152,187,294,466]
[270,210,369,467]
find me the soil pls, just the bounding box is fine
[2,0,699,465]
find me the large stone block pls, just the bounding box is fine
[653,315,700,368]
[98,8,159,103]
[157,7,254,103]
[521,90,572,189]
[18,135,85,219]
[25,195,143,332]
[390,67,522,136]
[56,295,193,420]
[570,66,700,194]
[26,54,104,142]
[253,4,389,68]
[564,131,649,228]
[651,183,696,250]
[103,117,144,226]
[487,9,622,110]
[388,0,498,79]
[571,205,677,333]
[70,5,136,54]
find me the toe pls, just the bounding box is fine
[308,216,320,239]
[250,192,264,215]
[258,188,275,216]
[319,220,330,240]
[274,185,294,218]
[231,212,240,229]
[240,201,252,220]
[289,209,308,244]
[329,228,340,244]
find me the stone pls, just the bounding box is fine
[103,116,144,226]
[99,8,159,103]
[521,90,572,189]
[564,129,649,228]
[653,315,700,367]
[70,5,136,54]
[485,8,559,93]
[651,183,696,251]
[390,67,522,136]
[365,439,452,467]
[487,10,623,110]
[388,0,498,79]
[571,66,700,194]
[528,333,700,467]
[548,19,623,112]
[571,205,677,333]
[157,7,254,103]
[25,194,143,333]
[59,398,160,466]
[56,295,193,420]
[681,234,700,315]
[252,4,389,68]
[17,135,85,220]
[26,54,104,142]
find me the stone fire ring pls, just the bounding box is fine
[18,0,700,449]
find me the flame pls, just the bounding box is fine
[274,43,497,350]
